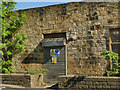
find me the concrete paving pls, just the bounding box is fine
[0,84,58,90]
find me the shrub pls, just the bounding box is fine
[42,69,48,75]
[0,0,26,73]
[28,69,39,75]
[101,50,120,76]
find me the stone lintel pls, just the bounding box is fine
[42,41,66,47]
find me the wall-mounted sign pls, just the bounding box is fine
[50,49,60,56]
[52,56,57,64]
[50,49,55,56]
[50,49,60,64]
[55,49,60,56]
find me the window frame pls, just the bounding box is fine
[109,28,120,70]
[109,28,120,53]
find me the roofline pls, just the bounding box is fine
[16,1,119,12]
[16,2,83,12]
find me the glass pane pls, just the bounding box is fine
[112,44,120,57]
[110,30,120,42]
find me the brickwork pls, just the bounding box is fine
[13,2,120,76]
[1,74,43,88]
[58,75,120,89]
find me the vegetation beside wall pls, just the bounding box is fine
[0,0,26,73]
[101,50,120,76]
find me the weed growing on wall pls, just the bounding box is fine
[101,50,120,76]
[28,69,39,75]
[42,69,48,75]
[0,0,26,73]
[27,69,48,75]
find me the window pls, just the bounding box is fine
[109,28,120,57]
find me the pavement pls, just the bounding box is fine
[0,83,59,90]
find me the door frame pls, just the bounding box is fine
[65,45,67,75]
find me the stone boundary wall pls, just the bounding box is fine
[58,75,120,89]
[1,74,43,88]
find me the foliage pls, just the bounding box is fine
[28,69,39,75]
[101,50,120,76]
[0,0,26,73]
[27,68,48,75]
[42,69,48,75]
[1,60,16,73]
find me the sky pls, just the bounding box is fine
[15,2,67,10]
[15,0,83,10]
[12,0,120,10]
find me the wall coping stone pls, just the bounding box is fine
[58,75,120,79]
[0,74,37,76]
[59,75,74,77]
[86,76,120,79]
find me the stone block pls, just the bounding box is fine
[1,74,43,88]
[88,85,96,88]
[102,85,110,88]
[110,85,120,88]
[92,81,100,85]
[85,81,93,85]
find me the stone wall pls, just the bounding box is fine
[58,75,120,89]
[1,74,43,88]
[13,2,120,76]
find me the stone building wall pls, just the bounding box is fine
[13,2,119,76]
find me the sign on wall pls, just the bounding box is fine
[55,49,60,56]
[52,56,57,64]
[50,49,55,56]
[50,49,60,64]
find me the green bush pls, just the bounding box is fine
[27,69,48,75]
[0,1,26,73]
[1,60,16,73]
[101,50,120,76]
[42,69,48,75]
[28,69,39,75]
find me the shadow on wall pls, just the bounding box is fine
[21,42,43,64]
[105,33,110,72]
[64,76,85,87]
